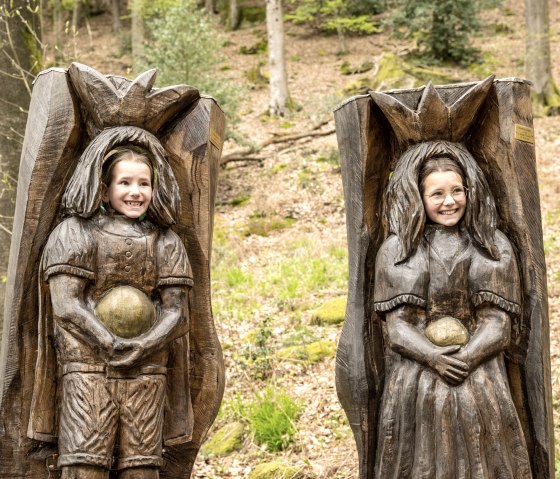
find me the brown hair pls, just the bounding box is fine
[385,141,499,262]
[419,156,466,193]
[101,146,155,188]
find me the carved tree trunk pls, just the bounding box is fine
[0,0,41,331]
[111,0,122,31]
[130,0,145,73]
[524,0,560,109]
[266,0,290,116]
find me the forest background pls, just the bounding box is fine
[0,0,559,478]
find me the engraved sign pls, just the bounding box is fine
[515,123,535,144]
[210,128,222,149]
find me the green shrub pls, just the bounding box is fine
[142,0,241,126]
[246,386,301,452]
[287,0,382,35]
[391,0,479,64]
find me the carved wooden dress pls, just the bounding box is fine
[374,224,530,477]
[334,77,554,479]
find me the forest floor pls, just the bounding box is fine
[43,0,560,477]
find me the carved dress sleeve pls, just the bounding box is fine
[469,230,521,316]
[157,229,194,288]
[42,216,96,281]
[373,235,429,315]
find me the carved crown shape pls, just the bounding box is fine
[68,62,200,137]
[370,75,495,145]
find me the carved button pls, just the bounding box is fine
[125,238,133,245]
[125,251,133,258]
[124,265,131,272]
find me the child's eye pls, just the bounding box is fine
[430,192,443,198]
[452,187,464,195]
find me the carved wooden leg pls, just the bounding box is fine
[60,465,109,479]
[118,467,159,479]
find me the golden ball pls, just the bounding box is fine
[95,286,156,338]
[425,316,469,347]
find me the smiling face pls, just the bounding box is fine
[102,156,153,219]
[421,170,467,227]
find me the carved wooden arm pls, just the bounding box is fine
[385,305,469,385]
[49,274,117,356]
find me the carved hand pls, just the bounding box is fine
[108,338,145,368]
[427,345,469,385]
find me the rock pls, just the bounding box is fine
[310,297,346,325]
[201,422,245,457]
[249,462,302,479]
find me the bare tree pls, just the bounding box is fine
[266,0,290,116]
[525,0,560,111]
[229,0,240,30]
[0,0,42,327]
[130,0,145,73]
[111,0,122,32]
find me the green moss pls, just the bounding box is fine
[340,60,374,76]
[310,297,347,325]
[341,77,375,96]
[230,195,251,206]
[202,422,245,457]
[244,216,295,237]
[277,340,336,363]
[249,462,302,479]
[306,340,336,362]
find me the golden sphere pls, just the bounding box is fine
[95,286,156,338]
[425,316,469,347]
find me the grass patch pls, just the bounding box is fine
[246,386,301,452]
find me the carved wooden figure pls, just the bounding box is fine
[335,77,553,478]
[0,63,225,478]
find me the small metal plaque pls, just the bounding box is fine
[514,124,535,144]
[210,129,222,149]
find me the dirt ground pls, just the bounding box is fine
[41,0,560,477]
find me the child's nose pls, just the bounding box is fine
[129,184,140,195]
[443,193,455,205]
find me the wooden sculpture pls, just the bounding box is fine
[335,77,553,478]
[0,63,225,478]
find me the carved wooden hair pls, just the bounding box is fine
[62,126,180,226]
[385,140,499,262]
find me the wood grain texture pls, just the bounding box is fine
[0,66,225,478]
[334,78,553,479]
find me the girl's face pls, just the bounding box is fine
[421,170,466,227]
[102,158,153,219]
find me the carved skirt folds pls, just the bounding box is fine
[375,353,532,479]
[57,367,166,470]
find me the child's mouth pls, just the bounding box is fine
[126,201,143,207]
[439,209,457,215]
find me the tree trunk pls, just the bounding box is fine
[266,0,290,116]
[229,0,239,30]
[53,0,63,61]
[204,0,215,14]
[111,0,122,32]
[71,0,83,32]
[524,0,560,110]
[0,0,41,331]
[130,0,145,74]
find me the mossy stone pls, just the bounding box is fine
[310,297,346,325]
[249,462,302,479]
[202,422,245,457]
[276,341,335,363]
[305,340,336,362]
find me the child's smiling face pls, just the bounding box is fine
[102,157,153,219]
[421,170,466,227]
